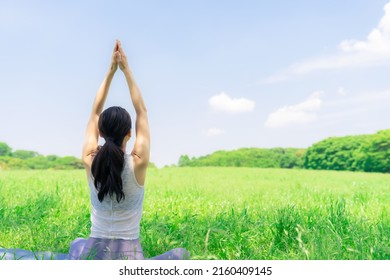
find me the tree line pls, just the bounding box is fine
[178,148,306,169]
[2,129,388,172]
[0,142,157,170]
[304,129,389,173]
[0,142,84,170]
[178,129,389,173]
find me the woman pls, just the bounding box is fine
[68,40,189,260]
[0,40,189,260]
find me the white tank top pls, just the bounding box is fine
[88,154,144,240]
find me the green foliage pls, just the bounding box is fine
[0,141,156,170]
[178,130,389,173]
[0,142,12,156]
[46,155,60,162]
[51,156,84,169]
[0,156,25,169]
[178,148,306,169]
[148,162,157,169]
[12,150,41,159]
[359,130,390,173]
[178,155,191,167]
[304,129,390,173]
[0,142,83,170]
[25,156,51,169]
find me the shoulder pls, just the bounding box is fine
[82,145,101,169]
[127,153,147,187]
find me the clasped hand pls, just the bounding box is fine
[111,40,129,72]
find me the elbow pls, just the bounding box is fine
[137,105,147,115]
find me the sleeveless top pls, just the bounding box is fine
[88,154,144,240]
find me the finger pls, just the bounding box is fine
[117,40,124,53]
[114,51,121,61]
[113,40,119,52]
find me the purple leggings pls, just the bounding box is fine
[0,238,189,260]
[69,237,190,260]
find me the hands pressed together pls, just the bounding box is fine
[111,40,129,73]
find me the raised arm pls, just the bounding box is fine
[116,40,150,185]
[82,42,119,170]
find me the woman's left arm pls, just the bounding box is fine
[82,42,120,170]
[115,40,150,185]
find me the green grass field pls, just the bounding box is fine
[0,167,389,260]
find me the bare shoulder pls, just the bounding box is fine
[130,152,148,187]
[82,146,100,172]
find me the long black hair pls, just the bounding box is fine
[91,106,132,202]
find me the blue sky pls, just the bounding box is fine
[1,0,390,167]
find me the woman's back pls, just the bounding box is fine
[89,154,144,240]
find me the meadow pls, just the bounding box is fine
[0,167,389,260]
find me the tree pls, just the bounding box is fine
[177,148,306,168]
[0,142,12,156]
[0,156,26,169]
[360,130,390,173]
[25,156,50,169]
[53,156,84,169]
[304,130,389,173]
[12,150,40,159]
[0,142,85,170]
[178,155,191,167]
[46,155,59,161]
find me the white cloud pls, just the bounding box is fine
[206,128,225,137]
[262,2,390,83]
[337,87,348,96]
[209,92,255,113]
[340,3,390,54]
[265,91,323,128]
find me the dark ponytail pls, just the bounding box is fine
[91,106,132,202]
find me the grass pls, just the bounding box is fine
[0,167,389,259]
